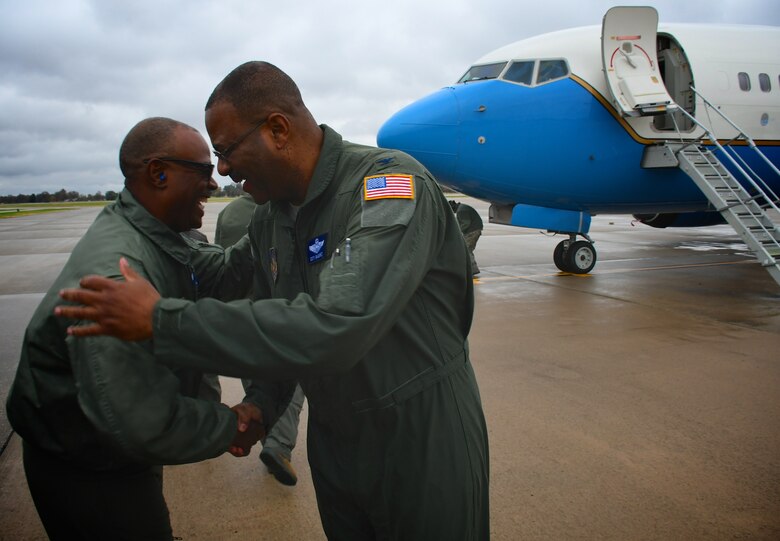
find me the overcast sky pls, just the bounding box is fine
[1,0,778,196]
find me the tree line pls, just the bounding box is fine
[0,184,246,204]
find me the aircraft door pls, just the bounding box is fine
[601,6,677,117]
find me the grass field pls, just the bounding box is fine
[0,197,242,219]
[0,200,109,219]
[0,208,78,219]
[0,193,459,220]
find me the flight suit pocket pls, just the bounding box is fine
[316,247,363,315]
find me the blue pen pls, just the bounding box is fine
[345,238,351,263]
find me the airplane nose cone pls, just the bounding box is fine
[377,88,458,180]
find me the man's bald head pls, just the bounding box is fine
[205,61,307,120]
[119,117,197,182]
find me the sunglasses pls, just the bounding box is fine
[212,118,268,162]
[143,157,214,177]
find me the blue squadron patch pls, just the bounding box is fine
[307,234,328,264]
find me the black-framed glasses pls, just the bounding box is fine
[143,157,214,177]
[212,117,268,162]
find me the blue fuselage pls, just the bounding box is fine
[377,78,779,215]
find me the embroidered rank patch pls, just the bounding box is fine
[307,234,327,264]
[363,174,414,201]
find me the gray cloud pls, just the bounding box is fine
[0,0,778,195]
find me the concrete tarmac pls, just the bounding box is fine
[1,198,778,540]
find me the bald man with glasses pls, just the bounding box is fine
[6,117,262,540]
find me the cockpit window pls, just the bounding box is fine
[495,58,570,87]
[503,61,535,85]
[458,62,507,83]
[537,60,569,84]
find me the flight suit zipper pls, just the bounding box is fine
[187,263,199,301]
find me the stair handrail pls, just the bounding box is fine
[720,144,776,210]
[675,103,780,217]
[689,86,780,182]
[676,142,780,262]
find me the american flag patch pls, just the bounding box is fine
[363,174,414,201]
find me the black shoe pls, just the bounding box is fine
[260,447,298,486]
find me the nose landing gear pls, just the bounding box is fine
[553,234,597,274]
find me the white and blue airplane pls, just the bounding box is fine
[377,6,780,282]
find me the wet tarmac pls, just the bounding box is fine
[1,198,779,540]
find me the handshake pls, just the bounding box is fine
[228,402,265,457]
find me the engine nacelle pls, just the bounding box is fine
[632,212,726,228]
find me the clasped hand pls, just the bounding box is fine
[229,402,264,457]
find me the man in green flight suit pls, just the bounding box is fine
[6,117,262,540]
[56,62,490,540]
[214,193,256,247]
[449,200,484,275]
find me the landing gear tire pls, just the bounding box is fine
[566,240,597,274]
[553,240,569,272]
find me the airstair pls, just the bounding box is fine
[664,87,780,286]
[600,6,780,286]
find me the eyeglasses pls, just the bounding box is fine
[143,157,214,177]
[212,118,268,162]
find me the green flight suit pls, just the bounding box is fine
[6,189,254,539]
[453,202,483,275]
[152,126,490,540]
[215,193,256,248]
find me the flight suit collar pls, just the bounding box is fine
[116,188,192,265]
[301,124,343,207]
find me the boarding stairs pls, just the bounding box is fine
[659,88,780,286]
[676,146,780,285]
